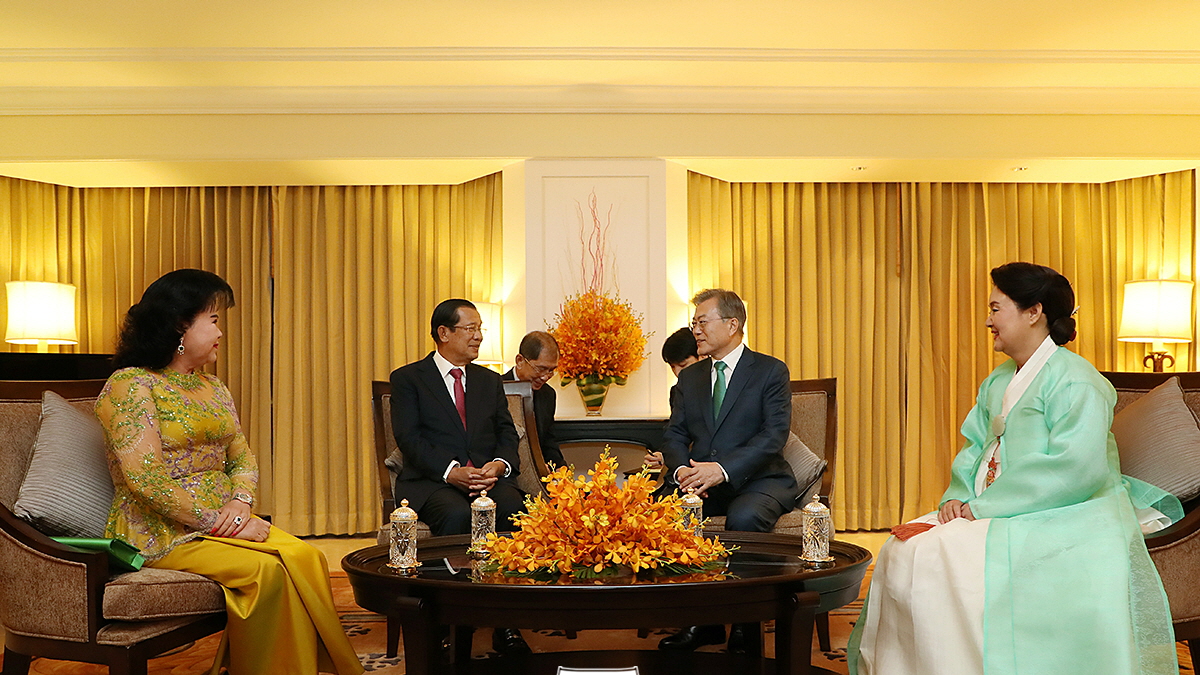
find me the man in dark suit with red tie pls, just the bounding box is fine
[390,299,530,654]
[657,288,799,653]
[389,298,524,537]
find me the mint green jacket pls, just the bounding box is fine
[940,347,1179,675]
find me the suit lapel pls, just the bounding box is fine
[694,359,716,435]
[464,365,490,440]
[417,354,467,438]
[714,348,755,431]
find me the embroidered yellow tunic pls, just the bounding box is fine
[96,367,257,560]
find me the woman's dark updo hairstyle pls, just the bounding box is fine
[990,262,1076,345]
[113,269,235,369]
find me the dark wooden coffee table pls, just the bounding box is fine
[342,530,870,675]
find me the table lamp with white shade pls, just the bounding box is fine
[1117,279,1194,372]
[474,301,504,372]
[5,281,79,353]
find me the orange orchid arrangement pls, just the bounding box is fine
[550,191,650,397]
[481,450,733,580]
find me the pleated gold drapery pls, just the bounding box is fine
[689,170,1195,530]
[1,178,277,513]
[271,175,503,535]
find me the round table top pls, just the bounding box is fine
[342,530,870,595]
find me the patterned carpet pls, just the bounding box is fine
[2,569,1193,674]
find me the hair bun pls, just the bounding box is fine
[1050,316,1077,345]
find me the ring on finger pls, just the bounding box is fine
[233,516,243,526]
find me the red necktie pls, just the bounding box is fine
[450,368,467,429]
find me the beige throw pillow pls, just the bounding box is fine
[13,390,114,537]
[781,430,826,503]
[1111,376,1200,501]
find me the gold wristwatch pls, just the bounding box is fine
[233,493,254,508]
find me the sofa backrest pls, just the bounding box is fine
[0,380,107,510]
[1105,371,1200,421]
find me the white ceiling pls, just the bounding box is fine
[2,0,1200,186]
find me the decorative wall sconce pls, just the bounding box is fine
[5,281,79,353]
[1117,279,1194,372]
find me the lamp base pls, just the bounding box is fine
[1143,351,1175,373]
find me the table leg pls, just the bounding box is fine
[386,615,401,658]
[775,591,820,675]
[744,622,763,658]
[453,625,474,671]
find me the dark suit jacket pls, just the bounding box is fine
[660,346,799,508]
[390,352,520,511]
[502,368,565,469]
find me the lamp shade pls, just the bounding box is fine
[5,281,79,347]
[474,302,504,365]
[1117,279,1194,344]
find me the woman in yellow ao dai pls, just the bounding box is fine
[98,269,362,675]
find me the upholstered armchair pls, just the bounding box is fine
[0,379,226,675]
[1102,371,1200,666]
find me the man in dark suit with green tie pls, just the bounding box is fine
[657,288,799,653]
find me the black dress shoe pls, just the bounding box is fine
[658,625,726,651]
[492,627,531,655]
[726,622,755,654]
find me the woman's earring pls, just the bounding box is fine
[177,337,185,355]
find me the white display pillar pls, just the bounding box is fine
[501,159,690,417]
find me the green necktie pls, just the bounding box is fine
[713,361,728,420]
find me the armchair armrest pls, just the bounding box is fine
[0,503,107,642]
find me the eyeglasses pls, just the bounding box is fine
[451,324,487,335]
[530,363,556,377]
[690,316,731,330]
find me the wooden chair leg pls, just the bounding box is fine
[566,629,579,639]
[107,650,147,675]
[386,615,402,658]
[815,611,831,652]
[1,648,32,675]
[1188,638,1198,671]
[636,628,650,639]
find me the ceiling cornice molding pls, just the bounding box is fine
[7,85,1200,116]
[5,46,1200,64]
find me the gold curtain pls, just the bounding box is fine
[689,170,1195,530]
[271,174,503,535]
[1,178,274,512]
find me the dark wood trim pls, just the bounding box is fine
[371,380,396,519]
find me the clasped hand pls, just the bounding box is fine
[676,459,725,497]
[938,499,975,523]
[448,460,505,496]
[209,499,270,542]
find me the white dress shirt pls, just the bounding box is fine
[431,350,512,481]
[672,340,745,484]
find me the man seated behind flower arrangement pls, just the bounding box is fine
[657,288,800,654]
[644,326,705,471]
[388,298,530,655]
[502,330,565,470]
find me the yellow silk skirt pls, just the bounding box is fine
[150,527,364,675]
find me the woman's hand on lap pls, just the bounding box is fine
[232,517,271,542]
[210,499,252,537]
[939,499,974,523]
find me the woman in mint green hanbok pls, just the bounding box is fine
[849,262,1182,675]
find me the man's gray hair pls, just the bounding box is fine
[691,288,746,333]
[518,331,559,360]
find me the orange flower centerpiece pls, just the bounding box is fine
[550,192,650,415]
[480,451,733,581]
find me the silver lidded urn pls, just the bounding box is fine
[681,488,704,537]
[388,499,421,575]
[468,489,496,559]
[800,494,835,568]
